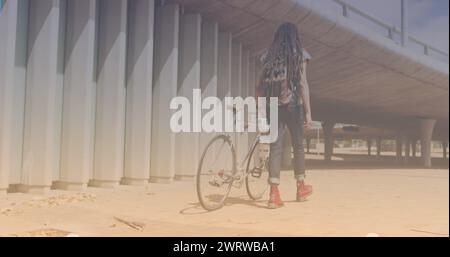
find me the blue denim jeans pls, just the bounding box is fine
[268,102,305,185]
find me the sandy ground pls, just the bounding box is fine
[0,155,448,237]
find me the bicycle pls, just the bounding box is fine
[196,109,270,211]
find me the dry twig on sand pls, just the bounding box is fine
[410,229,449,236]
[113,217,145,231]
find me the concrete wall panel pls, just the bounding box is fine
[91,0,128,188]
[123,0,155,185]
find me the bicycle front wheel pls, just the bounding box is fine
[197,135,236,211]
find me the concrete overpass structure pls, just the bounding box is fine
[0,0,448,195]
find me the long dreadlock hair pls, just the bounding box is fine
[260,22,304,99]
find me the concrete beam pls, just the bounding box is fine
[174,12,201,181]
[58,0,97,191]
[90,0,128,188]
[419,119,436,168]
[0,0,28,193]
[21,0,65,194]
[150,4,179,183]
[122,0,155,186]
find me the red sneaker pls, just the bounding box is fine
[296,180,313,202]
[268,185,284,209]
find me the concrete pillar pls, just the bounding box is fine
[216,32,232,167]
[90,0,128,188]
[376,138,382,157]
[404,138,411,163]
[419,119,436,168]
[150,4,179,183]
[367,139,372,156]
[200,19,219,97]
[0,0,28,194]
[174,12,201,181]
[199,18,219,164]
[238,49,250,157]
[442,141,448,159]
[306,138,311,154]
[231,42,242,157]
[247,56,257,147]
[322,122,335,162]
[231,42,242,98]
[122,0,155,186]
[56,0,97,191]
[412,140,417,158]
[21,0,65,194]
[217,32,232,100]
[395,136,403,163]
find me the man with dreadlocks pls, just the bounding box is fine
[256,22,313,209]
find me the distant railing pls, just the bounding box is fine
[332,0,449,63]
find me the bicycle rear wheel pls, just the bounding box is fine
[197,135,236,211]
[245,140,269,200]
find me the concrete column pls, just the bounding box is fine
[174,12,201,181]
[90,0,128,188]
[411,140,417,158]
[231,42,242,98]
[57,0,97,191]
[322,122,335,162]
[199,19,219,163]
[442,141,448,159]
[238,49,250,157]
[248,56,256,97]
[217,32,232,100]
[122,0,155,186]
[419,119,436,168]
[200,19,219,97]
[231,42,242,157]
[306,138,311,154]
[395,136,403,163]
[150,4,179,183]
[376,138,382,157]
[367,139,372,156]
[247,56,257,147]
[21,0,65,194]
[404,138,411,163]
[0,0,28,194]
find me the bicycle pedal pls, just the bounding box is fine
[209,180,223,187]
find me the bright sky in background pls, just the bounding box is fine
[315,0,449,52]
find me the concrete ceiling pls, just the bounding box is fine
[167,0,449,140]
